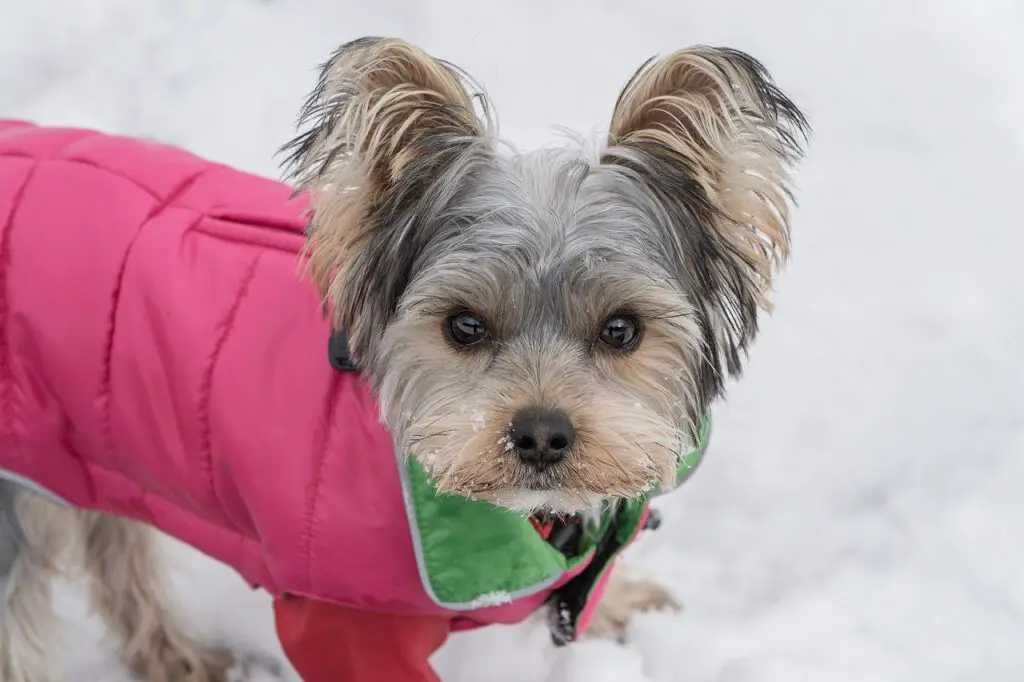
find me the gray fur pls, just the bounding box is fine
[281,37,808,512]
[381,148,703,414]
[0,480,24,586]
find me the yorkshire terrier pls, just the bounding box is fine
[0,37,807,681]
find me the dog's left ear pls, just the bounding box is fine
[603,46,810,397]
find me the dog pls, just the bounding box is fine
[0,37,807,681]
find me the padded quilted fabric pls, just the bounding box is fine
[0,120,442,613]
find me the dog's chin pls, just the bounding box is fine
[419,458,653,515]
[475,486,608,516]
[423,470,604,514]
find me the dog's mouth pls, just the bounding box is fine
[522,474,565,492]
[430,461,621,514]
[442,469,566,494]
[434,463,568,494]
[419,437,665,512]
[518,461,573,490]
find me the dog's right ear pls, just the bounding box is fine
[280,37,490,347]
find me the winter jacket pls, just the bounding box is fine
[0,120,709,652]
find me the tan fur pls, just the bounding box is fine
[0,495,70,682]
[585,566,681,640]
[384,305,694,513]
[283,40,807,515]
[81,513,238,682]
[293,38,491,351]
[0,495,238,682]
[0,38,807,680]
[609,46,799,315]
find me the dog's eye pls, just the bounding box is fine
[445,311,489,347]
[598,315,640,352]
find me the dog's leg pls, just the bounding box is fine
[81,513,240,682]
[0,484,70,682]
[585,566,681,641]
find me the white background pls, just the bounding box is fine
[2,0,1022,680]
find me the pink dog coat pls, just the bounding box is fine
[0,121,709,638]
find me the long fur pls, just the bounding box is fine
[281,36,496,360]
[0,37,809,679]
[0,483,64,682]
[81,513,240,682]
[0,487,243,682]
[603,46,809,404]
[281,37,809,513]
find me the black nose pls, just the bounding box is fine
[508,408,575,470]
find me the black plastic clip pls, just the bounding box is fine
[328,328,358,372]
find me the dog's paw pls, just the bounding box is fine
[184,647,285,682]
[166,646,237,682]
[584,569,681,642]
[224,650,285,682]
[127,637,284,682]
[144,645,242,682]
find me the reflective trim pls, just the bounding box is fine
[393,449,565,611]
[395,414,712,610]
[0,470,72,507]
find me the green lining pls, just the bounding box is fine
[400,414,712,608]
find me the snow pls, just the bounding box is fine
[3,0,1023,680]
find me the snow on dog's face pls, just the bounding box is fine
[281,37,808,514]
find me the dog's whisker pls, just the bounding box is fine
[0,34,807,681]
[288,37,805,515]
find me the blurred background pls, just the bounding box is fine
[2,0,1022,680]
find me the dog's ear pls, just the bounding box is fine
[280,37,490,351]
[603,46,809,399]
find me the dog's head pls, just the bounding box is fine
[281,37,808,514]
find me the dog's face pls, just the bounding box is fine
[282,37,808,513]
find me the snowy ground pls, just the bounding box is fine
[3,0,1023,680]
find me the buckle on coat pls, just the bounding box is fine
[328,328,358,372]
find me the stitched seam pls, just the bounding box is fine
[0,162,38,431]
[0,154,207,210]
[98,168,210,458]
[190,222,305,253]
[0,155,304,241]
[69,459,275,588]
[196,255,262,520]
[302,372,341,586]
[0,132,113,434]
